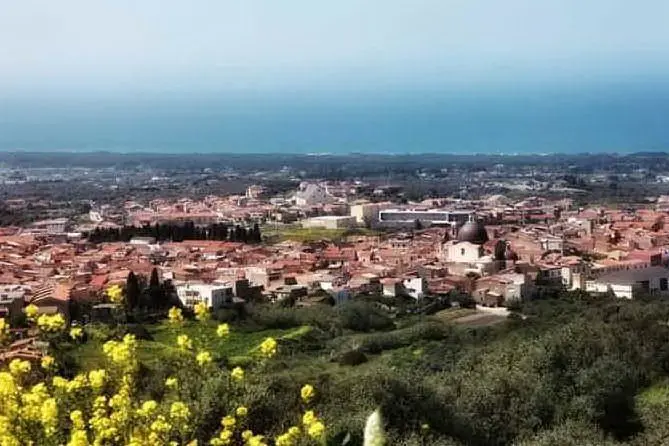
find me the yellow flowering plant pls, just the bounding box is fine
[69,326,84,341]
[36,313,66,333]
[168,306,184,325]
[0,318,9,343]
[0,299,339,446]
[106,284,124,304]
[24,303,39,321]
[193,302,210,321]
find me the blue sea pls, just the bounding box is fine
[1,83,669,154]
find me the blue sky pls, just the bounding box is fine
[1,0,669,95]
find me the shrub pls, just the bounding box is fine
[338,301,395,332]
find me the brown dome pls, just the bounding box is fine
[457,220,489,245]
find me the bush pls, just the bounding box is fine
[338,301,395,332]
[248,305,339,332]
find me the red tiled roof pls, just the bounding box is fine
[89,274,108,288]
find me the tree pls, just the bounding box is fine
[251,223,262,243]
[125,271,141,312]
[147,267,165,310]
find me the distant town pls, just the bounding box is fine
[1,151,669,323]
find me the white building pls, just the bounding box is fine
[585,266,669,299]
[349,202,392,224]
[175,283,234,309]
[378,208,474,228]
[30,218,69,234]
[294,184,332,206]
[402,277,427,299]
[302,216,356,230]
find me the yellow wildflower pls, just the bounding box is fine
[24,304,39,320]
[259,337,277,358]
[36,313,66,332]
[137,400,158,417]
[88,369,106,389]
[8,359,31,377]
[168,307,184,324]
[216,323,230,337]
[213,429,233,445]
[276,433,294,446]
[235,406,248,417]
[70,327,83,340]
[193,302,210,321]
[106,284,124,304]
[288,426,301,437]
[70,410,86,430]
[230,366,244,382]
[41,355,56,370]
[302,410,317,426]
[40,397,58,437]
[165,377,178,388]
[170,401,191,420]
[52,376,68,389]
[66,374,88,393]
[248,435,268,446]
[21,382,49,420]
[301,384,315,403]
[0,318,8,341]
[307,421,325,440]
[150,415,172,434]
[0,372,16,397]
[221,415,235,429]
[241,430,254,441]
[102,334,137,368]
[67,429,89,446]
[177,334,193,350]
[196,350,213,366]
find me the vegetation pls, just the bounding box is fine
[263,225,379,243]
[87,222,262,244]
[8,289,669,444]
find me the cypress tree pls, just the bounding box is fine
[125,271,141,311]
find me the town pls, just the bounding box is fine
[3,155,669,323]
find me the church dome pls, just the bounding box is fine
[457,220,489,245]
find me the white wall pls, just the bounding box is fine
[447,242,482,263]
[402,277,426,299]
[176,283,233,309]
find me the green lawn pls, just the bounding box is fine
[263,224,380,243]
[74,322,309,371]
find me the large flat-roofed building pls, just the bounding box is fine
[376,209,475,228]
[302,216,357,230]
[349,202,392,224]
[30,218,69,234]
[585,266,669,299]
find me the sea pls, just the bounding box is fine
[1,83,669,155]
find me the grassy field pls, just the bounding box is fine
[431,307,478,321]
[74,322,309,370]
[263,224,380,243]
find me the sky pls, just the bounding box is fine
[2,0,669,97]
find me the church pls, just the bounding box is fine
[439,218,508,277]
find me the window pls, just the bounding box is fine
[461,248,465,256]
[661,278,668,291]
